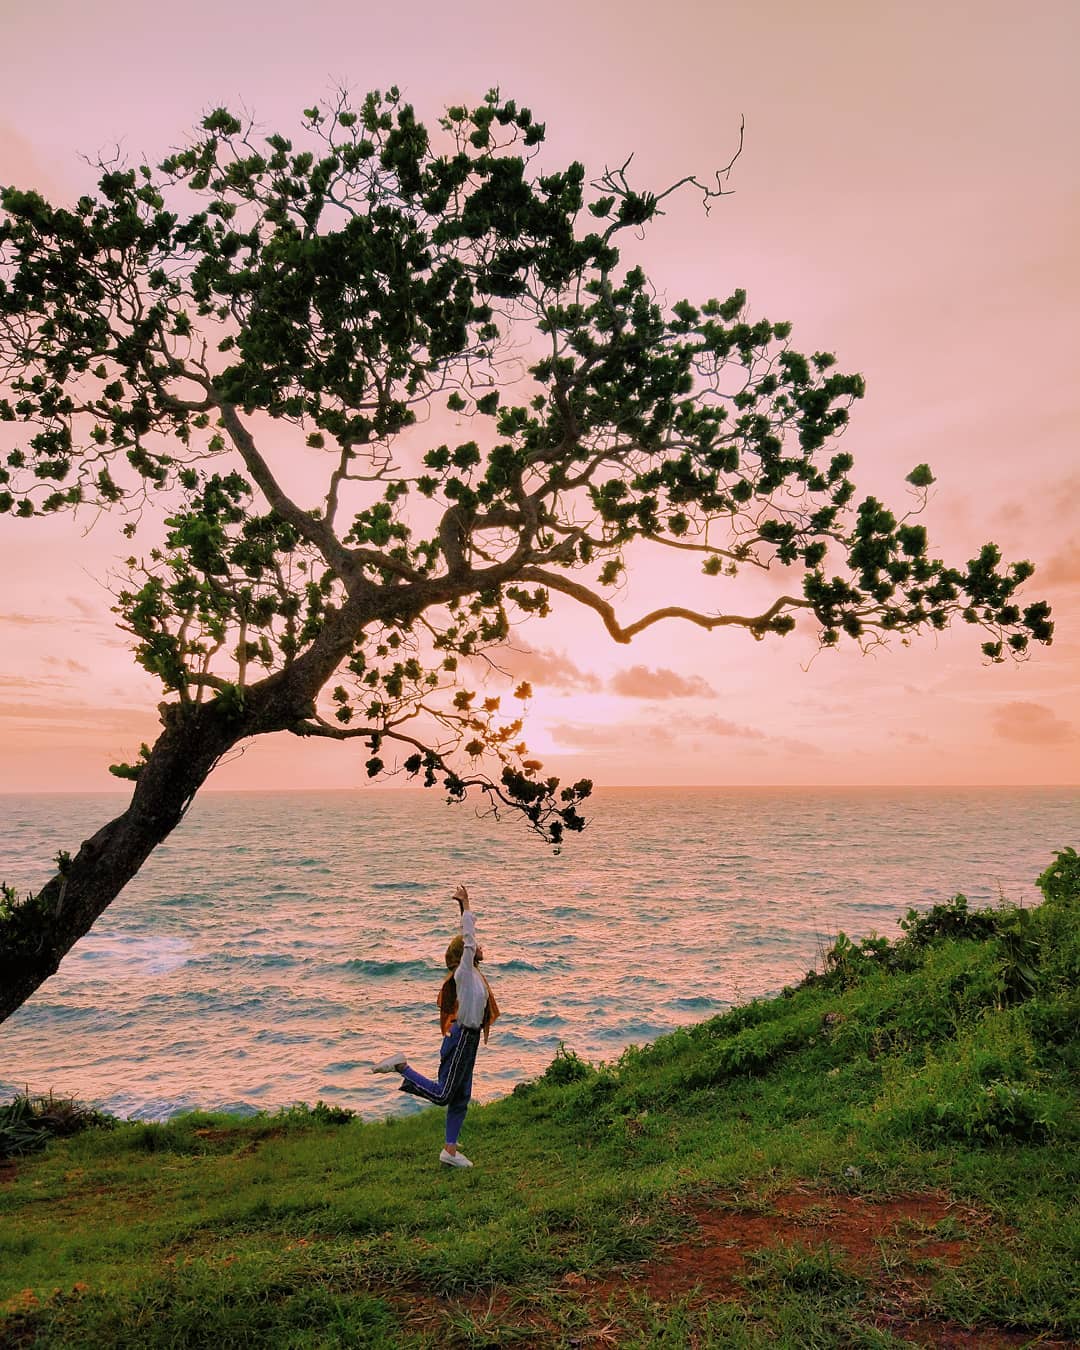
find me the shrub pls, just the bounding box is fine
[994,905,1041,1005]
[899,893,998,948]
[1037,847,1080,906]
[0,1092,116,1159]
[274,1100,357,1125]
[818,931,902,990]
[541,1043,595,1086]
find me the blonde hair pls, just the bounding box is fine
[445,935,465,969]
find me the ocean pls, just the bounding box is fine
[1,787,1075,1122]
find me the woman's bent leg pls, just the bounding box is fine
[399,1062,443,1096]
[399,1024,478,1107]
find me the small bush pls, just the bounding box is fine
[899,893,998,948]
[541,1043,595,1086]
[0,1092,116,1159]
[273,1099,357,1125]
[1036,846,1080,906]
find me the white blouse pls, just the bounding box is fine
[454,910,487,1029]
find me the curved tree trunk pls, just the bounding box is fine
[0,701,245,1024]
[0,594,376,1026]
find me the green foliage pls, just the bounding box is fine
[743,1241,864,1300]
[539,1042,595,1085]
[817,929,899,989]
[899,892,998,947]
[0,1093,116,1160]
[1037,846,1080,906]
[107,741,152,781]
[0,883,53,990]
[271,1099,357,1126]
[875,1040,1064,1146]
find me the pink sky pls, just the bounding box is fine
[1,0,1077,791]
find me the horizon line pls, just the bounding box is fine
[1,783,1076,796]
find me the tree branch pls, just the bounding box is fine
[215,401,356,577]
[517,567,810,642]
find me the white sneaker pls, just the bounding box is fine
[371,1053,407,1074]
[439,1148,473,1168]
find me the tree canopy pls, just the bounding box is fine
[0,87,1052,1021]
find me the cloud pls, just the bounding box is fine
[0,699,156,735]
[66,595,101,619]
[990,470,1080,533]
[1040,540,1080,589]
[694,714,766,740]
[477,643,602,693]
[609,665,715,699]
[548,721,673,749]
[0,611,96,627]
[889,730,931,744]
[990,701,1076,746]
[42,656,92,674]
[0,613,60,627]
[690,715,822,756]
[547,713,821,757]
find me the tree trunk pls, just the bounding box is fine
[0,701,245,1024]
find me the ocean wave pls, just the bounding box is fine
[341,957,434,977]
[666,996,728,1011]
[187,952,304,971]
[593,1020,673,1042]
[548,905,603,920]
[70,935,192,975]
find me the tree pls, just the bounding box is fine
[0,87,1052,1023]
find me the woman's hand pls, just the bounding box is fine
[453,884,469,913]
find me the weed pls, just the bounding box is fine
[0,1092,116,1160]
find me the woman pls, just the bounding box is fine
[372,883,499,1168]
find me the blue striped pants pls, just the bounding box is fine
[399,1022,481,1146]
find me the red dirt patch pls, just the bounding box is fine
[592,1186,979,1305]
[0,1160,19,1186]
[573,1187,1054,1349]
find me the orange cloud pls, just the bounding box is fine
[990,701,1076,746]
[42,656,92,674]
[0,612,65,626]
[609,665,715,699]
[548,721,674,749]
[547,712,821,758]
[1040,540,1080,589]
[690,715,821,756]
[694,714,766,740]
[0,699,156,734]
[476,644,602,692]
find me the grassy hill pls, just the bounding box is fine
[2,849,1077,1348]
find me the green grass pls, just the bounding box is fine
[2,853,1078,1347]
